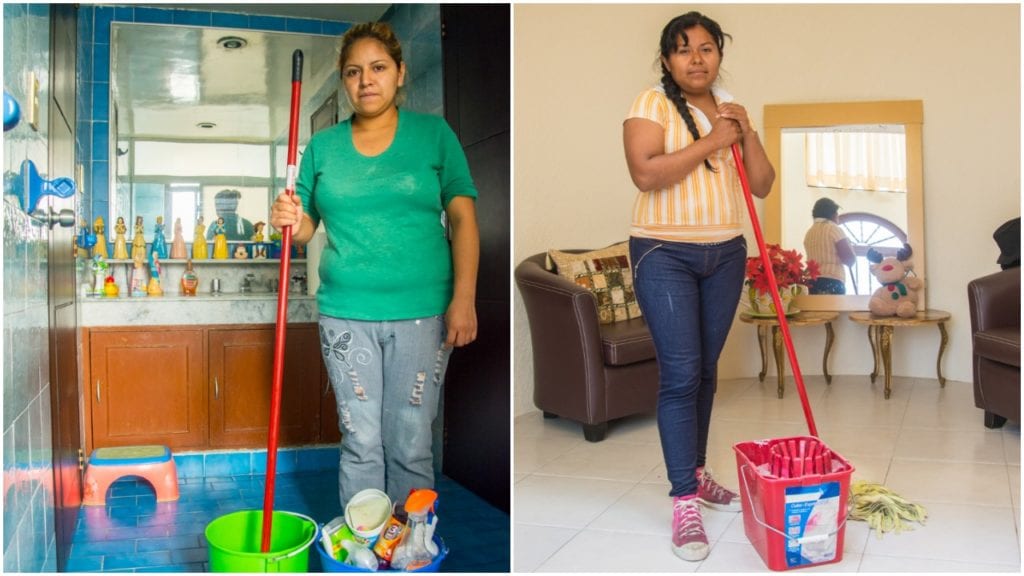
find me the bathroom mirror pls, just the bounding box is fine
[763,100,925,311]
[110,23,341,243]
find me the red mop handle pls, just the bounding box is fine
[261,49,303,552]
[731,143,818,437]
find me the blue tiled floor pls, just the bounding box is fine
[68,472,509,572]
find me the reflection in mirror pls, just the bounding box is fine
[780,125,907,296]
[110,23,340,246]
[764,101,925,311]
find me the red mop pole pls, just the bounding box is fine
[731,143,818,436]
[261,49,304,552]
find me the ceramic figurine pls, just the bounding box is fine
[90,254,108,296]
[252,221,267,259]
[180,259,199,296]
[103,275,119,297]
[233,244,249,259]
[113,216,129,260]
[146,251,163,296]
[93,216,108,259]
[131,215,147,261]
[170,217,187,259]
[151,216,168,260]
[193,216,209,260]
[130,249,147,297]
[212,216,229,260]
[76,219,96,259]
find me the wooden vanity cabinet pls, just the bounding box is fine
[84,324,331,452]
[87,328,207,451]
[208,325,321,447]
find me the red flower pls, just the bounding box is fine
[745,244,820,296]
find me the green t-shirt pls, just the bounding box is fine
[296,109,477,321]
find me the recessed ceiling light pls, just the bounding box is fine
[217,36,248,50]
[196,122,217,129]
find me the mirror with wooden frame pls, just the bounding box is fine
[763,100,925,312]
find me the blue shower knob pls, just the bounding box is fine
[11,160,77,213]
[4,91,21,132]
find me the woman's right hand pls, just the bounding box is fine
[270,193,304,230]
[708,114,743,150]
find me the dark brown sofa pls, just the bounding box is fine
[967,267,1020,428]
[515,251,659,441]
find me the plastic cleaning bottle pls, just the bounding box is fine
[390,489,438,571]
[341,539,379,571]
[180,259,199,296]
[372,503,408,569]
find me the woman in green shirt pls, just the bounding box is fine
[270,22,480,509]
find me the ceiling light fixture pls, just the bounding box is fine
[217,36,248,50]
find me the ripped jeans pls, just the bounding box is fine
[318,314,451,507]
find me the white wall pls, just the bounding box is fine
[514,4,1021,416]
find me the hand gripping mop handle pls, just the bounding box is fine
[731,143,818,436]
[261,49,303,552]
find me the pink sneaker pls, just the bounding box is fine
[671,495,709,561]
[697,467,741,512]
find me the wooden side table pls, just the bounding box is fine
[848,310,951,399]
[739,311,839,399]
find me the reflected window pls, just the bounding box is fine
[170,183,200,240]
[804,128,907,193]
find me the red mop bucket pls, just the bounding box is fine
[734,437,854,571]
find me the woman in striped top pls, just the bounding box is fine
[622,11,774,562]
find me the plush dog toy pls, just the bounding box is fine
[867,243,922,318]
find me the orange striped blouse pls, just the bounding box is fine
[627,85,745,243]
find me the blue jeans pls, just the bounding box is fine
[318,315,451,507]
[809,277,846,295]
[629,235,747,497]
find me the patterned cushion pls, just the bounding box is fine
[547,242,642,324]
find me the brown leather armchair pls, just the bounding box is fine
[515,251,659,441]
[967,266,1020,428]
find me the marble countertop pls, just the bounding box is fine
[80,292,319,326]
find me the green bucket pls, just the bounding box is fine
[206,510,318,573]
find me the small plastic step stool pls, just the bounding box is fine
[83,445,179,506]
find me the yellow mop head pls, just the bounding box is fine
[849,480,928,537]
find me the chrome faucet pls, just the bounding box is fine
[241,273,256,293]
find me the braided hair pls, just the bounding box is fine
[658,12,731,172]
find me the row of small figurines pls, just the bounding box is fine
[86,250,173,298]
[77,215,275,262]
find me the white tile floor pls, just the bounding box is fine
[514,375,1022,572]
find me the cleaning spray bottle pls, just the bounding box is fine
[390,489,439,571]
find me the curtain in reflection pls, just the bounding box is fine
[804,132,907,193]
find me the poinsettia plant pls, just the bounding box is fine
[745,244,820,295]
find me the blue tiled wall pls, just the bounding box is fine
[3,4,59,571]
[173,446,339,479]
[384,4,444,117]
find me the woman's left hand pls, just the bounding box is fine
[716,102,753,136]
[444,297,477,348]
